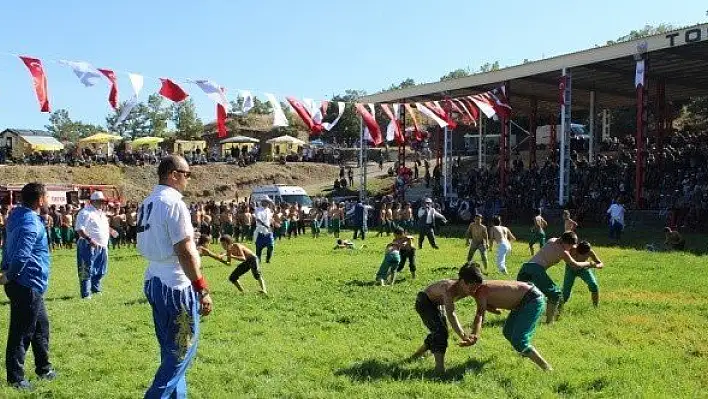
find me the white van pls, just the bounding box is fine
[536,123,589,145]
[250,185,313,213]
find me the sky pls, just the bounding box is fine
[0,0,705,131]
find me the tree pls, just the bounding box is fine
[146,94,170,137]
[105,101,152,139]
[45,109,74,141]
[323,89,367,144]
[605,24,675,45]
[478,61,500,73]
[440,68,471,81]
[386,78,416,91]
[45,109,102,142]
[169,98,203,139]
[230,96,272,116]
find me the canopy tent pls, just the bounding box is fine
[219,136,259,144]
[170,140,207,155]
[220,136,259,157]
[266,135,306,158]
[266,135,306,145]
[20,135,64,152]
[130,136,164,147]
[79,132,122,144]
[77,132,122,157]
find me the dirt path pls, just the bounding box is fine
[301,161,396,196]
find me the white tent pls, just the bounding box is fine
[219,136,260,144]
[266,135,306,145]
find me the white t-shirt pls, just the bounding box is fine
[137,185,195,288]
[75,205,110,247]
[607,203,625,226]
[253,206,273,237]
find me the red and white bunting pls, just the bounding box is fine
[19,56,50,113]
[355,103,382,146]
[98,69,119,110]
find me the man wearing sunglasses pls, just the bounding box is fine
[137,155,213,399]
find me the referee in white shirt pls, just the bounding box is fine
[253,198,275,263]
[74,191,110,298]
[416,198,447,249]
[137,155,213,399]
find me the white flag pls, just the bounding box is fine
[265,93,288,127]
[59,60,103,87]
[415,103,448,128]
[191,80,228,108]
[635,60,645,87]
[115,73,144,127]
[322,102,345,131]
[304,98,324,125]
[364,103,376,142]
[468,95,497,119]
[386,103,401,142]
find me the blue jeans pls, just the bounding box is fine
[144,277,200,399]
[609,221,623,240]
[77,239,108,298]
[255,233,274,263]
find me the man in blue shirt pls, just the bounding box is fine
[0,183,56,390]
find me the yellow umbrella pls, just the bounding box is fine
[131,136,164,147]
[79,132,123,144]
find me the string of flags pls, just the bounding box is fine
[10,53,512,143]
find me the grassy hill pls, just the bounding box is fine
[0,163,341,203]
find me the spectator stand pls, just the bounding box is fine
[360,23,708,215]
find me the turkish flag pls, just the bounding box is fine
[355,103,382,146]
[462,98,480,121]
[159,78,188,102]
[380,104,404,145]
[19,56,50,112]
[217,103,227,138]
[98,68,119,110]
[425,101,457,129]
[286,97,323,136]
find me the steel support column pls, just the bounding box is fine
[530,98,538,166]
[589,91,596,164]
[635,59,648,208]
[443,126,449,197]
[601,109,610,141]
[656,78,666,152]
[559,68,571,206]
[477,112,484,169]
[499,84,510,193]
[398,105,407,201]
[550,121,557,160]
[358,116,368,231]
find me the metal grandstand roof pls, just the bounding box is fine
[360,23,708,116]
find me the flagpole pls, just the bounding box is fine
[559,67,567,206]
[443,125,448,198]
[359,115,364,203]
[478,112,483,169]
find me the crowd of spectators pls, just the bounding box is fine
[447,131,708,228]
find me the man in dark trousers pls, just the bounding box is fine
[0,183,56,390]
[417,198,447,249]
[348,200,371,240]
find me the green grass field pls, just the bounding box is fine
[0,226,707,398]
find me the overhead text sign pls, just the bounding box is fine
[666,27,707,47]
